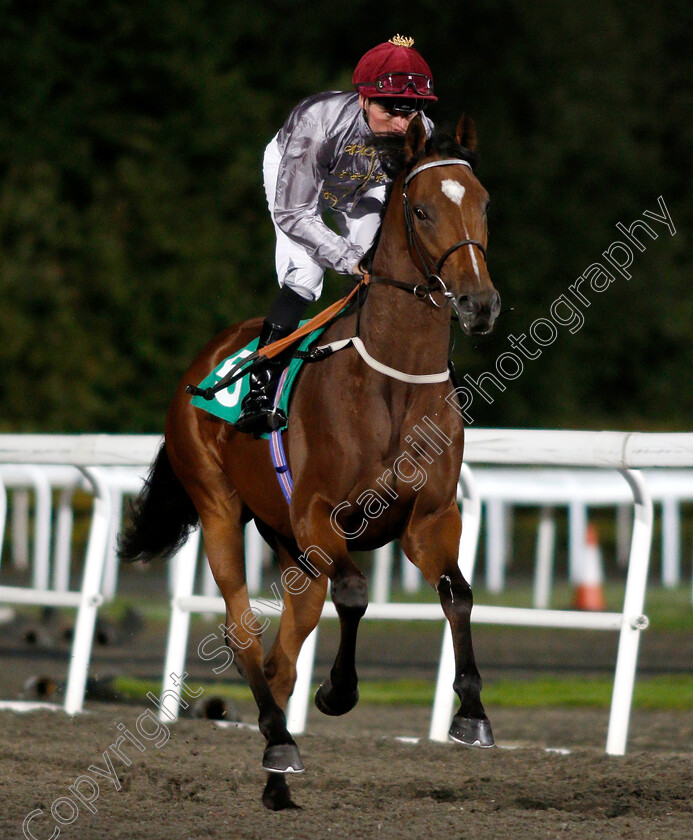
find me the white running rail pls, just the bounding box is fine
[0,431,691,754]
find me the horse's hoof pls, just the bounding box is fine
[262,743,305,774]
[448,716,495,748]
[262,774,301,811]
[314,679,359,716]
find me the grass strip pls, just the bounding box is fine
[113,673,692,711]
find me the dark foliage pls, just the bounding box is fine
[1,0,691,431]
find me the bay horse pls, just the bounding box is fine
[119,114,500,810]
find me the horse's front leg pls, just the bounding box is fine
[262,536,329,709]
[314,570,366,716]
[199,508,305,777]
[402,501,494,747]
[259,536,328,811]
[292,497,368,717]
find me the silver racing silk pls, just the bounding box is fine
[269,91,434,275]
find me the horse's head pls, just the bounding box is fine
[377,115,500,336]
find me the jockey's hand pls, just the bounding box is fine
[352,259,368,275]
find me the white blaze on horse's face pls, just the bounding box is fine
[462,219,482,285]
[440,177,482,285]
[441,179,466,206]
[440,178,481,285]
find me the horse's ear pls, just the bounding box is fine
[404,115,427,163]
[455,114,477,152]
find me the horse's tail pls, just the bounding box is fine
[117,443,199,563]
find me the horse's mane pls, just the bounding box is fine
[376,129,478,181]
[359,129,478,273]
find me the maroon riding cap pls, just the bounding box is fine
[352,35,438,102]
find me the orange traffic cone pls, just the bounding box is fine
[572,523,606,611]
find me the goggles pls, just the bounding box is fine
[373,72,434,96]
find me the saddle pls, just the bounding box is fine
[189,325,329,438]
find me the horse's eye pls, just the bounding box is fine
[414,207,428,221]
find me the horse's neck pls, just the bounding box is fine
[358,281,451,375]
[358,180,451,375]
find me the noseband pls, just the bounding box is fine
[400,158,487,309]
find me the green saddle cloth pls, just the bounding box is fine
[190,325,327,438]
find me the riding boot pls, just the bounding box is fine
[233,321,293,435]
[234,285,310,436]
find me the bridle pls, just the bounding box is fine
[391,157,488,310]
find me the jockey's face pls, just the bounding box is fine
[359,94,419,135]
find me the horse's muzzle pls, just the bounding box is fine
[456,290,501,335]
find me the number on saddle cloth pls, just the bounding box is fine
[189,326,328,438]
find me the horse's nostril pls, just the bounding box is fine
[457,295,478,314]
[456,292,500,330]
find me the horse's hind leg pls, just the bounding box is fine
[402,500,494,748]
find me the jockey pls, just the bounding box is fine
[235,35,437,435]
